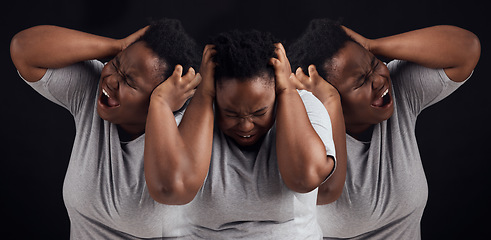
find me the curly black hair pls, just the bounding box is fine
[209,29,278,86]
[139,18,201,81]
[288,18,355,82]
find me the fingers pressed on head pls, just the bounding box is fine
[274,42,285,50]
[295,68,308,82]
[183,67,196,79]
[308,65,318,77]
[274,44,286,59]
[189,73,202,89]
[269,58,280,66]
[203,45,216,58]
[173,64,183,77]
[186,89,197,99]
[194,73,202,83]
[296,67,307,77]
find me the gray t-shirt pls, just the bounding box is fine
[21,60,189,239]
[317,60,468,239]
[188,90,336,240]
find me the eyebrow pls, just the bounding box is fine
[113,56,136,84]
[370,55,377,68]
[113,56,121,69]
[224,106,269,115]
[359,56,378,77]
[370,55,378,71]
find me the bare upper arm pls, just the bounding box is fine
[443,30,481,83]
[10,31,47,82]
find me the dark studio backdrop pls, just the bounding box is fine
[2,0,489,238]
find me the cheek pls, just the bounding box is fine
[379,63,391,77]
[254,113,275,132]
[100,64,110,76]
[100,63,116,79]
[217,114,237,132]
[341,94,368,118]
[122,91,150,114]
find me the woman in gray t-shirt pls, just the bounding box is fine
[289,19,480,239]
[144,30,342,239]
[11,19,201,239]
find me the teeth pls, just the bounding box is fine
[102,89,110,98]
[241,135,251,138]
[381,89,388,98]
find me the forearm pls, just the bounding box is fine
[10,25,121,81]
[275,90,334,193]
[144,91,214,205]
[176,90,214,187]
[315,94,347,205]
[370,25,480,81]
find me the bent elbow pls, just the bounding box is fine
[10,31,26,67]
[147,180,197,205]
[457,27,481,71]
[285,179,320,194]
[317,182,344,205]
[468,32,481,65]
[285,162,334,194]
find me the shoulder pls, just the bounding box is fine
[388,59,467,115]
[24,60,104,115]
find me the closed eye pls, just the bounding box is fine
[253,111,267,117]
[112,60,137,89]
[354,75,367,89]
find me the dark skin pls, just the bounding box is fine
[144,43,339,205]
[299,25,480,142]
[271,43,336,194]
[340,26,479,140]
[144,45,214,205]
[215,76,276,148]
[9,25,184,142]
[295,65,347,204]
[97,41,167,141]
[295,25,480,203]
[328,41,393,141]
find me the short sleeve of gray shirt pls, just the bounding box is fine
[19,60,188,239]
[317,60,468,240]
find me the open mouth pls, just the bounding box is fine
[100,88,120,108]
[235,133,255,144]
[371,88,391,108]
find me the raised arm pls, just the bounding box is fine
[343,25,481,82]
[295,65,347,204]
[10,25,147,82]
[144,45,216,205]
[271,43,336,193]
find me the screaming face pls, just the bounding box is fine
[328,41,394,135]
[216,76,276,147]
[97,41,164,137]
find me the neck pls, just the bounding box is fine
[346,124,374,142]
[117,124,145,142]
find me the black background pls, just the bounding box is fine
[2,0,490,238]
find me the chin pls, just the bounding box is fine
[96,106,114,123]
[229,134,265,149]
[382,105,395,121]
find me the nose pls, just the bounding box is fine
[237,117,254,133]
[105,74,120,91]
[371,73,385,91]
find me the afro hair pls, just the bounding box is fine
[288,18,355,82]
[139,18,201,81]
[209,29,278,86]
